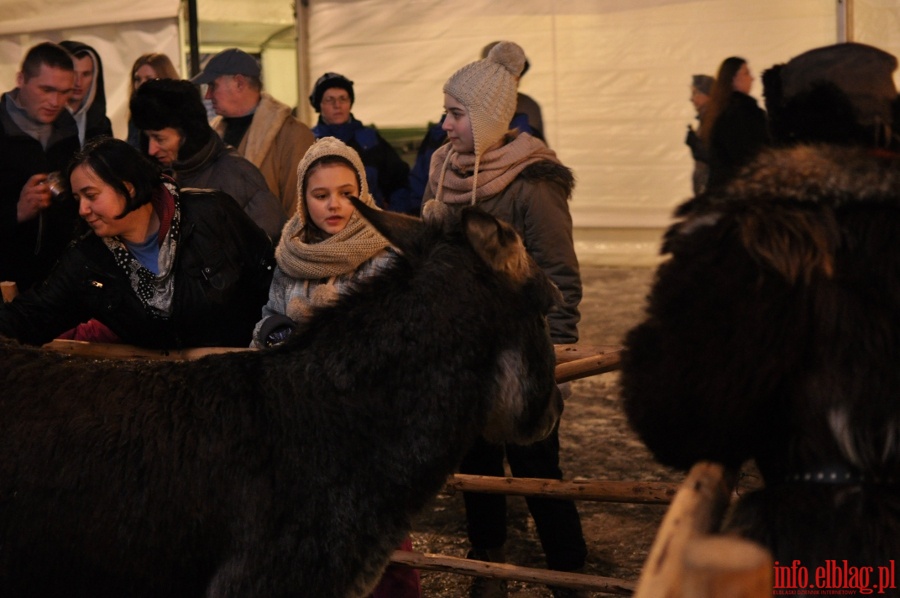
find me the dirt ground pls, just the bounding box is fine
[409,265,683,597]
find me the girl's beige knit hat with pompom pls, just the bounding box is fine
[443,41,526,157]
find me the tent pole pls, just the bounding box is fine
[187,0,200,77]
[837,0,854,42]
[296,0,313,125]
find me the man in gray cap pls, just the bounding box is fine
[192,48,314,215]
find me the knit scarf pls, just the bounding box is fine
[428,132,560,205]
[276,204,388,294]
[103,178,180,318]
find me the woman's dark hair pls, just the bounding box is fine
[300,155,360,243]
[699,56,747,144]
[67,136,163,219]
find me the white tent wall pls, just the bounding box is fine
[0,0,182,140]
[1,1,900,264]
[303,0,841,264]
[855,0,900,76]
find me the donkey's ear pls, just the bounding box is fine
[461,208,531,284]
[350,196,426,256]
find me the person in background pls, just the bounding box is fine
[126,52,180,149]
[59,40,113,146]
[0,41,80,292]
[422,41,586,598]
[130,78,285,240]
[191,48,315,216]
[699,56,769,191]
[0,137,274,349]
[308,72,413,213]
[684,73,714,195]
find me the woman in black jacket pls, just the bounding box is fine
[0,137,274,349]
[700,56,770,191]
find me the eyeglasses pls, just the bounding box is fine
[322,96,350,107]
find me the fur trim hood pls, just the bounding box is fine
[669,144,900,286]
[681,144,900,213]
[518,160,575,198]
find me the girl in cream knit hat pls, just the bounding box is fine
[251,136,395,348]
[423,41,587,598]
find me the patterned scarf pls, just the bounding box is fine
[428,132,560,205]
[103,178,180,318]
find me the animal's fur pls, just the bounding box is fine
[622,144,900,585]
[0,202,562,598]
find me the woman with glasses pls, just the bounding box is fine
[308,72,413,213]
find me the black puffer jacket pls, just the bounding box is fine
[0,189,274,349]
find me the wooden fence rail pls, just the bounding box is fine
[446,473,678,504]
[391,550,636,595]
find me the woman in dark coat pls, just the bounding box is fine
[700,56,769,191]
[0,137,274,349]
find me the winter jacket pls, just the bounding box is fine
[173,133,286,240]
[313,116,411,212]
[707,91,769,190]
[251,249,396,348]
[424,148,581,344]
[211,93,315,215]
[0,91,81,291]
[0,188,275,349]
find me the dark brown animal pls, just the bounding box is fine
[0,201,562,598]
[622,145,900,595]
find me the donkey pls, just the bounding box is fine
[621,144,900,589]
[0,200,562,598]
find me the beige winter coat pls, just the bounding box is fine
[212,93,315,215]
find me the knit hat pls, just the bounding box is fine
[294,136,373,224]
[130,78,211,159]
[444,40,525,158]
[190,48,261,85]
[692,74,714,96]
[309,72,355,113]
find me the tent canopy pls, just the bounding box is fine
[1,0,899,242]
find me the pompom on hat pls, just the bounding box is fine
[443,41,526,158]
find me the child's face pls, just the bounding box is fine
[442,93,474,154]
[305,163,358,237]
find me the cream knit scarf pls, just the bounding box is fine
[428,132,560,205]
[276,209,387,280]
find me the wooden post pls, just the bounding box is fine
[1,281,18,303]
[682,536,773,598]
[633,461,735,598]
